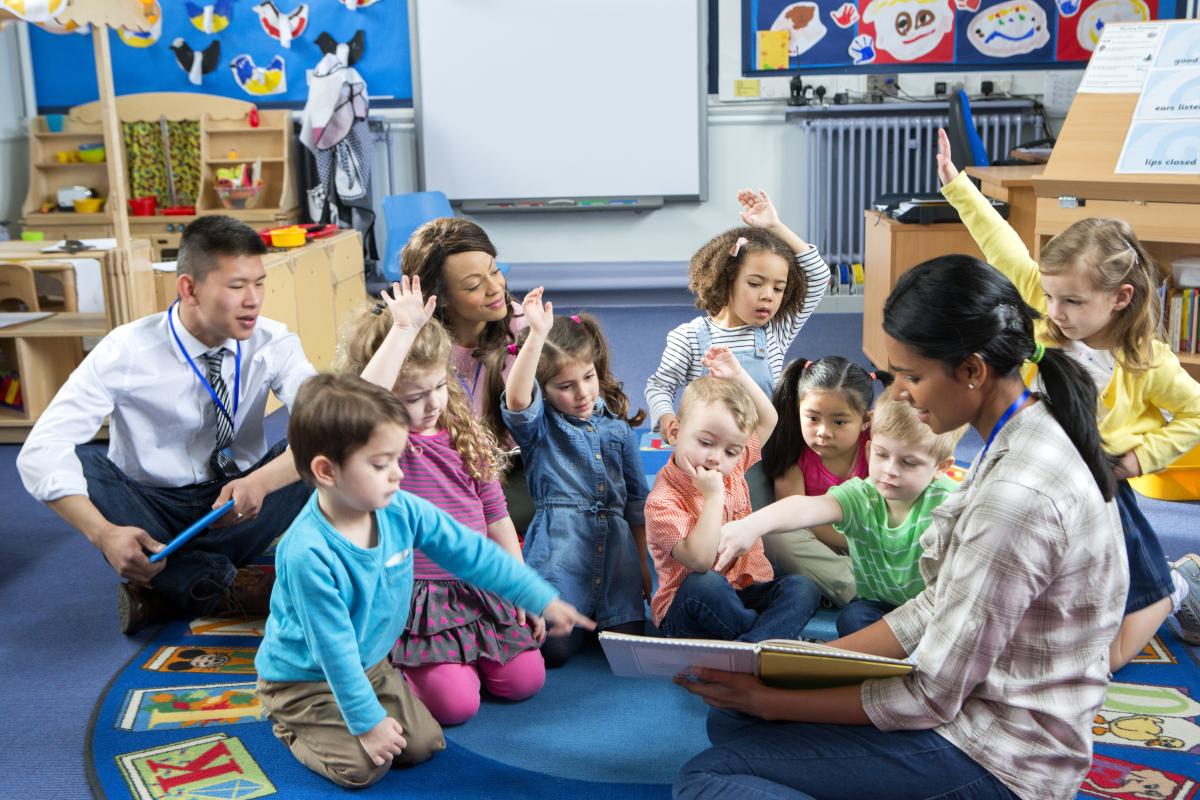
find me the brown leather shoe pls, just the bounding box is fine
[117,582,173,635]
[215,567,275,618]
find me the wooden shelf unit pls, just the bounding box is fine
[1031,76,1200,381]
[21,93,300,259]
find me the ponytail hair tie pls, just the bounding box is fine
[868,371,877,381]
[730,237,749,258]
[371,302,387,316]
[570,315,581,324]
[803,360,813,370]
[1029,342,1045,364]
[507,344,518,355]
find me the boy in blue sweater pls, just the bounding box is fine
[255,373,592,789]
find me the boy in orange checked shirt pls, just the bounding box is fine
[645,348,820,642]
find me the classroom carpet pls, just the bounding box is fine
[86,613,1200,800]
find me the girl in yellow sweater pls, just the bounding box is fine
[936,129,1200,668]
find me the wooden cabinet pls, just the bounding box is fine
[861,211,986,369]
[21,93,299,256]
[0,312,109,443]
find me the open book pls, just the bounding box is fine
[598,632,912,690]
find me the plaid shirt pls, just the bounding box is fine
[646,433,774,626]
[861,401,1127,800]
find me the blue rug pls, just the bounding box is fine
[87,615,1200,799]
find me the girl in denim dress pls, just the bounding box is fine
[497,289,652,666]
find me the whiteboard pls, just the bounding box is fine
[410,0,706,202]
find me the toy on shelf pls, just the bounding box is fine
[77,143,105,163]
[0,373,23,412]
[214,159,263,209]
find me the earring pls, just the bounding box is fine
[968,383,976,389]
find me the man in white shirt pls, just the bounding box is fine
[18,216,317,634]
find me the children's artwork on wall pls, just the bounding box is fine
[771,2,830,57]
[744,0,1179,72]
[1063,0,1152,58]
[186,0,234,34]
[253,1,308,49]
[171,38,221,85]
[315,29,365,67]
[860,0,956,63]
[965,0,1051,57]
[29,0,408,109]
[230,53,287,95]
[116,0,161,48]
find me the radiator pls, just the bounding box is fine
[799,103,1042,271]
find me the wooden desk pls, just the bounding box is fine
[862,210,986,369]
[965,164,1044,254]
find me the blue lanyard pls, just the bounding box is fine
[456,361,483,400]
[167,300,240,427]
[980,388,1030,460]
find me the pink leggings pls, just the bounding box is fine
[403,649,546,725]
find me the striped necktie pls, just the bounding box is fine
[203,347,238,478]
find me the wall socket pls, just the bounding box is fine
[865,73,898,101]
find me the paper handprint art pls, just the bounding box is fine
[849,33,878,63]
[830,3,860,27]
[968,0,1050,57]
[771,2,829,57]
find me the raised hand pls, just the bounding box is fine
[380,275,436,333]
[700,346,743,381]
[737,188,780,230]
[521,286,553,335]
[936,128,959,187]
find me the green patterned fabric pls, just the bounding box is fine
[122,120,201,206]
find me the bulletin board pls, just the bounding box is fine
[28,1,412,112]
[743,0,1185,74]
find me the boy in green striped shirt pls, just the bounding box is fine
[717,390,965,637]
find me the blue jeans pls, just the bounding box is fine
[78,442,310,614]
[674,708,1019,799]
[660,572,820,643]
[835,598,896,637]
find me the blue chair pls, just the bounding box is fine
[380,191,453,281]
[947,88,991,170]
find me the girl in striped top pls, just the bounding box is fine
[645,189,830,443]
[340,276,546,726]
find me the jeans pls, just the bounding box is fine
[1115,480,1174,613]
[835,598,896,637]
[660,572,820,643]
[674,708,1019,799]
[79,441,311,614]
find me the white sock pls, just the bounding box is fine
[1170,567,1189,615]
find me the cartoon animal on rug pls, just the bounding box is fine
[1094,712,1187,750]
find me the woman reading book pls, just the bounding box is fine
[674,256,1128,800]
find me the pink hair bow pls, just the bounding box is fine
[730,237,749,257]
[507,344,518,355]
[570,315,581,324]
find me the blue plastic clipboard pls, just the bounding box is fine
[149,500,236,563]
